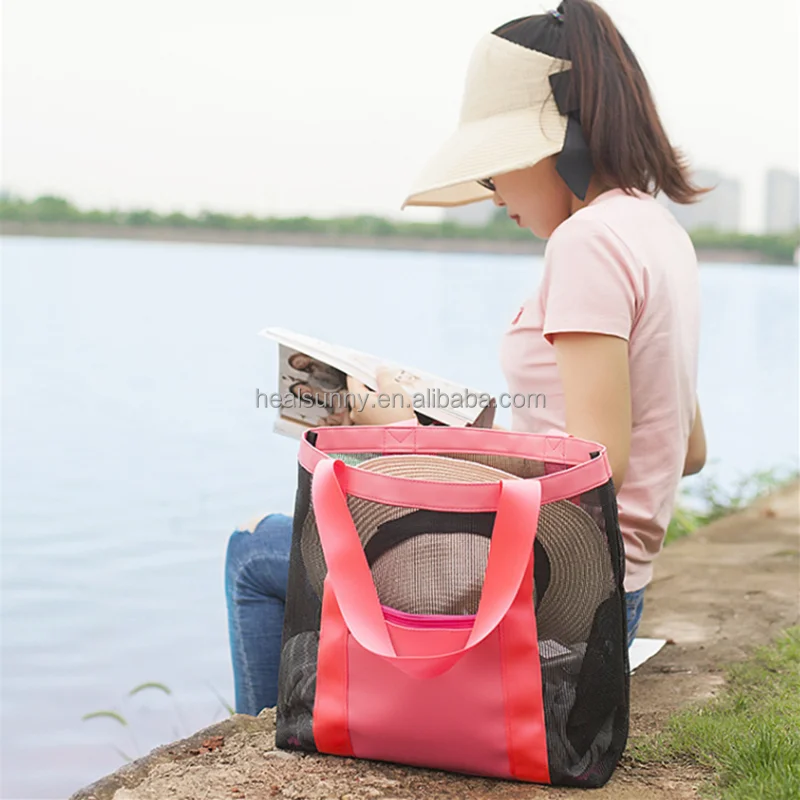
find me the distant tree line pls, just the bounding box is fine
[2,194,798,263]
[0,194,529,241]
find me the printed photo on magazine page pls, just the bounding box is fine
[277,344,353,429]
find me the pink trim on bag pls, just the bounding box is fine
[307,425,599,462]
[499,554,551,783]
[312,583,354,757]
[300,434,610,510]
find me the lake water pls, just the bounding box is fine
[2,236,798,799]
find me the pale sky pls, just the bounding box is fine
[2,0,798,231]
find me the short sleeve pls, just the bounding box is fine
[540,217,641,345]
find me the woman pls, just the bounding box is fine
[225,0,707,717]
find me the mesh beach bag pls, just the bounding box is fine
[275,425,630,788]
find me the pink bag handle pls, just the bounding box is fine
[311,457,542,679]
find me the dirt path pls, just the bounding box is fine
[72,481,799,800]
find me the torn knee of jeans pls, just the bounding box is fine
[238,512,273,534]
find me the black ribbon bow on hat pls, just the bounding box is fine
[548,68,593,201]
[547,1,593,201]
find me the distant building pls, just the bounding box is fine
[764,169,799,233]
[443,200,495,227]
[659,169,742,232]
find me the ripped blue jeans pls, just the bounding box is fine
[225,513,646,717]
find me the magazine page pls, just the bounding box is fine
[260,327,496,435]
[383,367,496,427]
[261,327,380,388]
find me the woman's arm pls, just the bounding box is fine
[683,398,706,476]
[552,331,632,490]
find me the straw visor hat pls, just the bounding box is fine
[402,10,590,208]
[301,453,615,645]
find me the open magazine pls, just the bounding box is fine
[259,327,497,438]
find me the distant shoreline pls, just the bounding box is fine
[1,221,795,264]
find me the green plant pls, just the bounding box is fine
[82,682,172,762]
[666,462,799,545]
[83,681,235,763]
[82,708,137,763]
[207,683,235,717]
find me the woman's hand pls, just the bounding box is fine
[317,408,353,427]
[346,367,417,426]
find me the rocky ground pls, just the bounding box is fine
[71,480,800,800]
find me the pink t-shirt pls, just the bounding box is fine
[500,188,701,592]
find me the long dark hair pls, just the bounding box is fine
[496,0,708,204]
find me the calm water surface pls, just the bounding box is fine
[1,236,798,799]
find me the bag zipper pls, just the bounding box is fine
[381,605,475,629]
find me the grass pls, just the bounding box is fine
[665,464,799,545]
[82,680,232,763]
[632,627,800,799]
